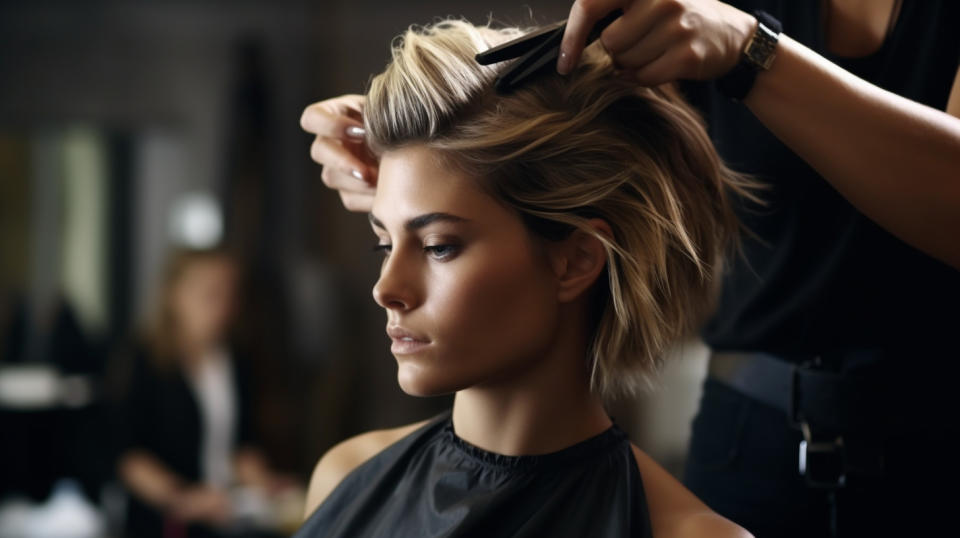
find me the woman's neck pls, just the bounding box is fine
[450,307,612,456]
[178,335,219,367]
[452,385,611,457]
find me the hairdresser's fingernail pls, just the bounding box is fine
[345,125,366,138]
[557,50,571,75]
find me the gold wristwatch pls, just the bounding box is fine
[717,10,783,100]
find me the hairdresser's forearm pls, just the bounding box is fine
[744,35,960,269]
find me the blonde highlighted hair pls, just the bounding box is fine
[365,19,758,398]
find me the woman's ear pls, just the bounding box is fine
[549,219,612,303]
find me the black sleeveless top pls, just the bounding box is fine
[688,0,960,360]
[295,412,653,537]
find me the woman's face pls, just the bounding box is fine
[171,257,237,349]
[371,145,562,396]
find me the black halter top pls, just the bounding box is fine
[295,411,653,537]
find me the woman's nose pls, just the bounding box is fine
[372,251,420,311]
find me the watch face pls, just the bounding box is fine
[746,23,779,70]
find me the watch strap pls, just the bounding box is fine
[717,10,782,101]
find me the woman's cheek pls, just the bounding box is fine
[427,249,554,359]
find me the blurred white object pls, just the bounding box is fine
[58,375,94,408]
[28,480,105,538]
[0,365,59,409]
[0,366,95,410]
[169,192,223,249]
[638,339,710,475]
[0,497,34,537]
[230,485,273,529]
[0,480,105,538]
[229,484,307,534]
[186,348,236,489]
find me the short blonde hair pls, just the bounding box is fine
[364,19,758,398]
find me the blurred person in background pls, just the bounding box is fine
[116,248,296,538]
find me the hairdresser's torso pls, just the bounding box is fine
[682,2,959,535]
[692,0,960,361]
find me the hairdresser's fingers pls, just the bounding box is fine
[598,0,663,56]
[604,7,679,70]
[310,137,375,182]
[320,166,376,196]
[300,95,366,139]
[628,45,695,86]
[559,0,631,74]
[322,166,376,213]
[617,2,755,83]
[339,190,375,213]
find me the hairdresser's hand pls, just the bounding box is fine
[301,94,378,212]
[558,0,756,86]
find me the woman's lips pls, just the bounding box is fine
[386,325,431,355]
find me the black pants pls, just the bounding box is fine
[683,377,959,538]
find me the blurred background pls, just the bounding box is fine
[0,0,709,536]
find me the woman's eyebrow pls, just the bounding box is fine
[368,212,470,231]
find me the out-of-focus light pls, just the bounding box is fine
[0,365,59,409]
[0,479,105,538]
[0,366,94,410]
[169,193,223,249]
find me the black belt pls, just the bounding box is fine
[708,351,895,488]
[708,351,842,429]
[705,350,942,434]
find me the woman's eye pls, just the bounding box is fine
[424,244,459,260]
[372,244,392,257]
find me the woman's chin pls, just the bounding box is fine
[396,362,460,397]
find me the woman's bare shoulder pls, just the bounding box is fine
[630,444,753,538]
[303,419,431,519]
[669,512,754,538]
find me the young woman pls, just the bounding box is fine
[116,249,290,538]
[297,19,757,537]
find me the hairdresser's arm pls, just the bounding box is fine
[301,94,378,213]
[561,0,960,269]
[743,36,960,268]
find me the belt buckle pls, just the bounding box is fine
[798,421,846,488]
[788,356,823,428]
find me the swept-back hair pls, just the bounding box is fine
[364,19,759,398]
